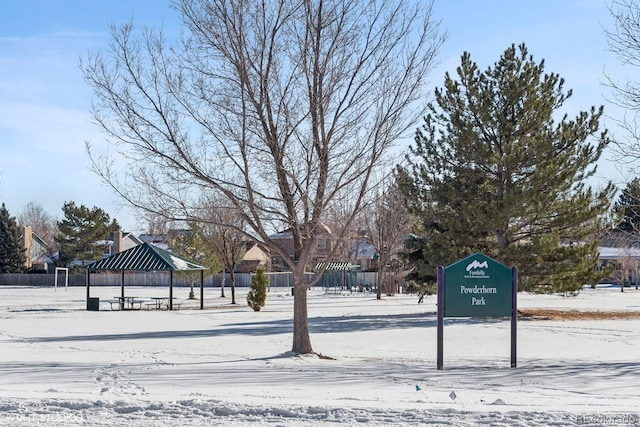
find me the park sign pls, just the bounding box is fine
[436,252,518,370]
[443,252,512,317]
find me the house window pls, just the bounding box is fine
[271,257,285,271]
[316,239,327,250]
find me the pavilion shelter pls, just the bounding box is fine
[314,262,359,290]
[85,242,208,310]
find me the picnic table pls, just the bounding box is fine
[145,297,182,311]
[324,286,343,295]
[109,296,144,311]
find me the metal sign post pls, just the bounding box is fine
[437,266,445,370]
[436,253,517,370]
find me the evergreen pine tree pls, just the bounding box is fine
[401,44,615,293]
[55,201,120,268]
[0,203,27,273]
[613,178,640,231]
[247,268,268,311]
[400,233,437,302]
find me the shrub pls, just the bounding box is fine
[247,268,268,311]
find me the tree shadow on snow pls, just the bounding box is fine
[29,311,506,343]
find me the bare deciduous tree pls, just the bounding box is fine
[199,203,246,304]
[613,247,640,291]
[167,222,222,298]
[17,202,59,265]
[142,214,172,236]
[82,0,444,354]
[605,0,640,168]
[358,176,412,299]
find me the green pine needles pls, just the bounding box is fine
[0,203,26,273]
[400,43,615,293]
[247,268,268,311]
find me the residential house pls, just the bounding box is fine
[21,226,55,272]
[236,241,271,273]
[349,238,378,271]
[268,223,334,271]
[68,230,144,268]
[597,229,640,285]
[107,230,144,256]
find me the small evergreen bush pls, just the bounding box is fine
[247,268,268,311]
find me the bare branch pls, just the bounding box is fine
[82,0,444,354]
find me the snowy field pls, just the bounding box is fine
[1,284,640,426]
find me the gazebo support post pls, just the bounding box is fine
[200,270,204,310]
[169,270,174,310]
[120,270,125,310]
[86,269,91,309]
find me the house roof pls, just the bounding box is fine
[269,223,332,239]
[85,242,207,271]
[598,246,640,260]
[350,238,377,259]
[124,232,144,246]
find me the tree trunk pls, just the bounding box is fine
[220,270,226,298]
[377,262,384,300]
[230,267,236,304]
[292,271,313,354]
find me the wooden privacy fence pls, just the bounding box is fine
[0,272,247,287]
[0,271,367,288]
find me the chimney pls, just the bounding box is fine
[111,230,123,254]
[23,226,33,269]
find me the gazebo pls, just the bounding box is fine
[85,242,208,310]
[314,261,360,290]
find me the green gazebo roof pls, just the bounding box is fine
[85,242,207,271]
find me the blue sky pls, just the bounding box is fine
[0,0,628,233]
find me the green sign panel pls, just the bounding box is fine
[444,253,512,317]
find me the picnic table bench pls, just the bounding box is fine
[324,286,343,295]
[108,296,144,311]
[106,296,183,311]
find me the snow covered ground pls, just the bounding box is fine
[0,284,639,426]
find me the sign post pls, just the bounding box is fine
[511,266,518,368]
[436,266,445,370]
[436,253,517,370]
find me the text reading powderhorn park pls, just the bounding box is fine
[459,285,497,306]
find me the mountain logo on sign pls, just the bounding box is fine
[466,260,488,271]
